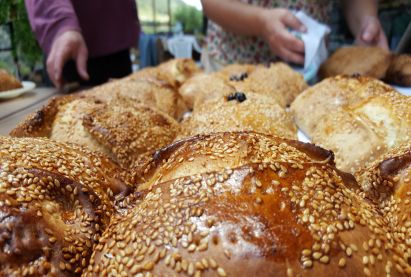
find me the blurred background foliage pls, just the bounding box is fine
[0,0,203,79]
[138,0,203,34]
[0,0,42,75]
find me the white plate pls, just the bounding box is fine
[0,81,36,99]
[297,129,311,143]
[392,85,411,96]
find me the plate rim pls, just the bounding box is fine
[0,81,36,99]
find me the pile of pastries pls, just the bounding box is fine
[1,58,410,276]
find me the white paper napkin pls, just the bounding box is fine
[291,11,330,78]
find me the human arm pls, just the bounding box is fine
[342,0,388,50]
[201,0,306,64]
[25,0,89,88]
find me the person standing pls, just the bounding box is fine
[201,0,388,71]
[25,0,140,88]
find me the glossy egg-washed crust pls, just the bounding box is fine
[86,132,407,276]
[131,132,336,187]
[0,136,132,276]
[356,142,411,275]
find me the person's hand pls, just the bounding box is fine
[260,8,306,64]
[47,30,89,88]
[355,16,389,50]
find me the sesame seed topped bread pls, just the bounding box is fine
[81,101,180,168]
[291,75,411,173]
[236,63,308,108]
[84,79,187,120]
[10,94,77,138]
[125,58,200,88]
[215,63,259,80]
[85,132,406,277]
[10,59,192,169]
[179,92,297,140]
[356,142,411,204]
[134,132,335,187]
[178,62,307,111]
[10,94,180,171]
[178,73,236,110]
[0,69,22,92]
[319,46,392,80]
[47,97,179,169]
[356,142,411,275]
[4,58,411,276]
[0,136,130,276]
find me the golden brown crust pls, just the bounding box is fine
[10,94,78,138]
[84,79,187,120]
[319,46,392,80]
[0,69,22,92]
[356,142,411,275]
[179,92,297,140]
[49,97,110,156]
[291,75,411,173]
[11,84,182,170]
[86,132,405,277]
[0,136,128,276]
[236,62,308,108]
[179,62,306,111]
[215,63,259,80]
[385,54,411,87]
[178,73,236,110]
[133,132,335,189]
[126,58,200,88]
[82,101,180,168]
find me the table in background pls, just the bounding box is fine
[0,87,60,135]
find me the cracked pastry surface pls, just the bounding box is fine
[291,75,411,173]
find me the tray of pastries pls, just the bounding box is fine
[1,57,410,276]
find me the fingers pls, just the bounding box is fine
[53,44,71,88]
[46,51,57,88]
[361,22,379,44]
[46,31,89,89]
[282,11,307,33]
[46,46,66,89]
[356,17,389,50]
[269,27,305,64]
[278,47,305,64]
[75,45,89,81]
[279,28,305,53]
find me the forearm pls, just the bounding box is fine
[25,0,81,55]
[342,0,378,37]
[201,0,265,37]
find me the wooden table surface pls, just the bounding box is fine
[0,87,61,135]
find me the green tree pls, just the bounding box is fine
[0,0,42,73]
[171,5,202,34]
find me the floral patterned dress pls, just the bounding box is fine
[205,0,334,66]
